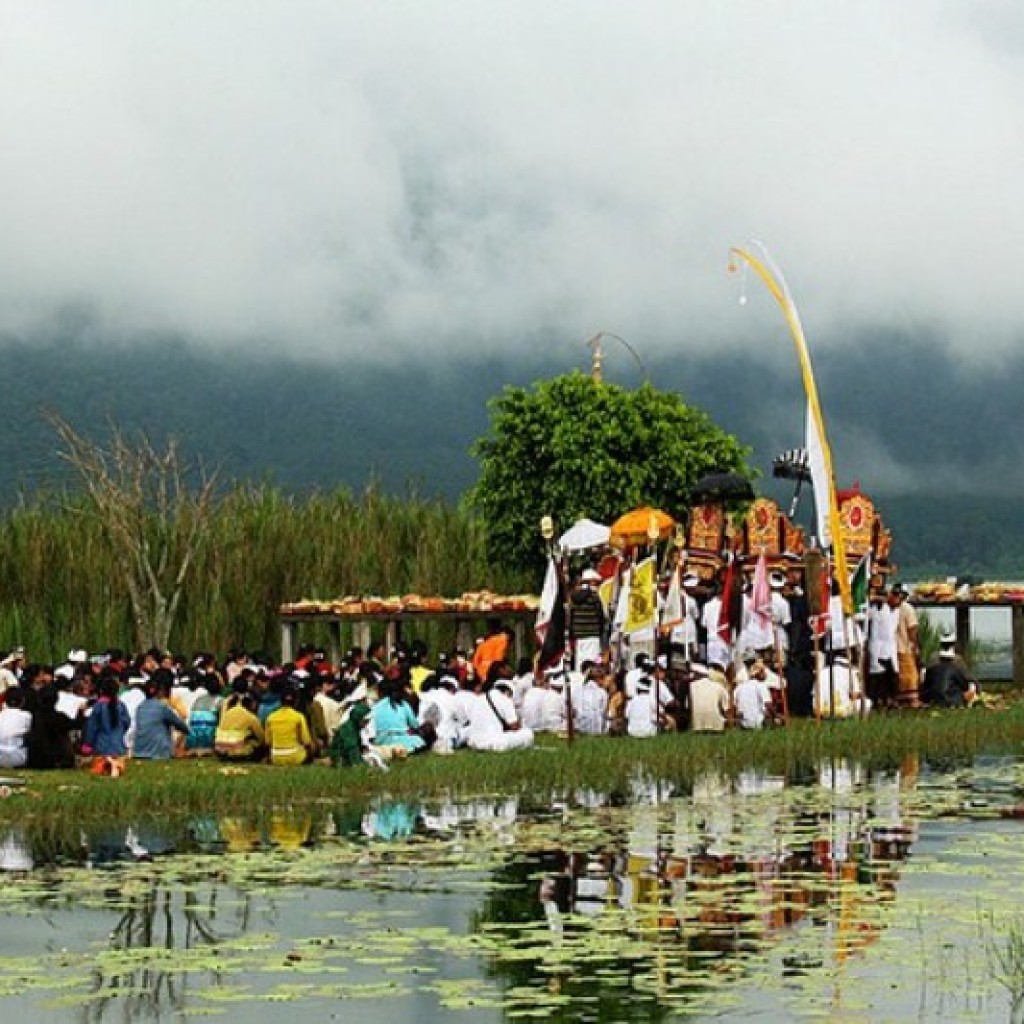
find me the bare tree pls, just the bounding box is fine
[49,412,221,651]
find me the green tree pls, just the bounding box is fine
[470,373,752,575]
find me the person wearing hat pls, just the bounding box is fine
[890,584,921,708]
[921,633,977,708]
[0,647,25,695]
[570,568,607,670]
[690,662,731,732]
[814,649,871,719]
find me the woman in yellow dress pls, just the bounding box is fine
[264,686,313,765]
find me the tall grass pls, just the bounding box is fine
[0,483,528,660]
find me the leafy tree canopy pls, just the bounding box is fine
[470,372,753,576]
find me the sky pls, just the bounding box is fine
[2,0,1024,367]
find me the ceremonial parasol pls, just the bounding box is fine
[772,448,811,517]
[689,472,755,506]
[610,507,675,548]
[558,518,611,552]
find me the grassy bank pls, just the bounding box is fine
[3,704,1023,835]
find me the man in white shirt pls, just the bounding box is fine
[866,592,898,709]
[575,666,609,735]
[733,665,773,729]
[626,678,658,738]
[465,680,534,751]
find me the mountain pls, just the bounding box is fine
[1,330,1022,578]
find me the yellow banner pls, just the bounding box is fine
[625,557,656,634]
[729,244,853,615]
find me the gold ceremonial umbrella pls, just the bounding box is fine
[609,507,675,549]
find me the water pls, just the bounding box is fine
[2,759,1024,1022]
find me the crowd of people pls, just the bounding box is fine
[0,569,976,774]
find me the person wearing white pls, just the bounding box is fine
[0,691,32,768]
[690,669,731,732]
[575,672,609,735]
[814,653,871,718]
[0,648,24,695]
[866,595,898,705]
[739,585,773,653]
[669,575,701,658]
[624,654,653,700]
[769,574,793,656]
[418,677,463,751]
[626,680,658,738]
[465,681,534,751]
[701,593,732,670]
[537,676,568,734]
[733,674,772,729]
[120,678,148,753]
[521,678,549,733]
[510,662,535,715]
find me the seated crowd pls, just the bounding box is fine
[0,601,976,773]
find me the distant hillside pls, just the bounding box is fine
[0,332,1021,578]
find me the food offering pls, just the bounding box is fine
[909,581,1024,604]
[280,591,540,617]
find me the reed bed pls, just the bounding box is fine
[0,483,525,659]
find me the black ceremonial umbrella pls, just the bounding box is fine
[689,472,755,507]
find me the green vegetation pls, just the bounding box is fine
[0,483,520,660]
[4,705,1024,834]
[470,373,751,573]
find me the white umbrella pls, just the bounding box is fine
[558,518,611,552]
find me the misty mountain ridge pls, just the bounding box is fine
[1,330,1022,578]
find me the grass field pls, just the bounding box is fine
[3,700,1023,838]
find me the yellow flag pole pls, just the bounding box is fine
[728,244,852,616]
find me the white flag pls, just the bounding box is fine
[534,556,559,645]
[805,402,831,547]
[660,567,683,630]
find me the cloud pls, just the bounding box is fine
[1,1,1023,361]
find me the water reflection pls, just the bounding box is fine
[0,756,1022,1022]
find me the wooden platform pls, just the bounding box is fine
[913,600,1024,684]
[279,608,537,666]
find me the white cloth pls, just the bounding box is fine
[314,692,343,735]
[535,688,567,733]
[521,686,548,732]
[120,686,147,752]
[733,678,772,729]
[815,657,871,718]
[465,691,534,751]
[511,672,534,714]
[0,707,31,767]
[56,691,88,721]
[690,675,731,732]
[418,688,463,749]
[669,594,700,652]
[701,597,731,668]
[575,680,609,735]
[867,604,897,673]
[626,692,657,738]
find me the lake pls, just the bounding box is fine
[2,755,1024,1022]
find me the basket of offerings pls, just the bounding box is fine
[280,591,539,617]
